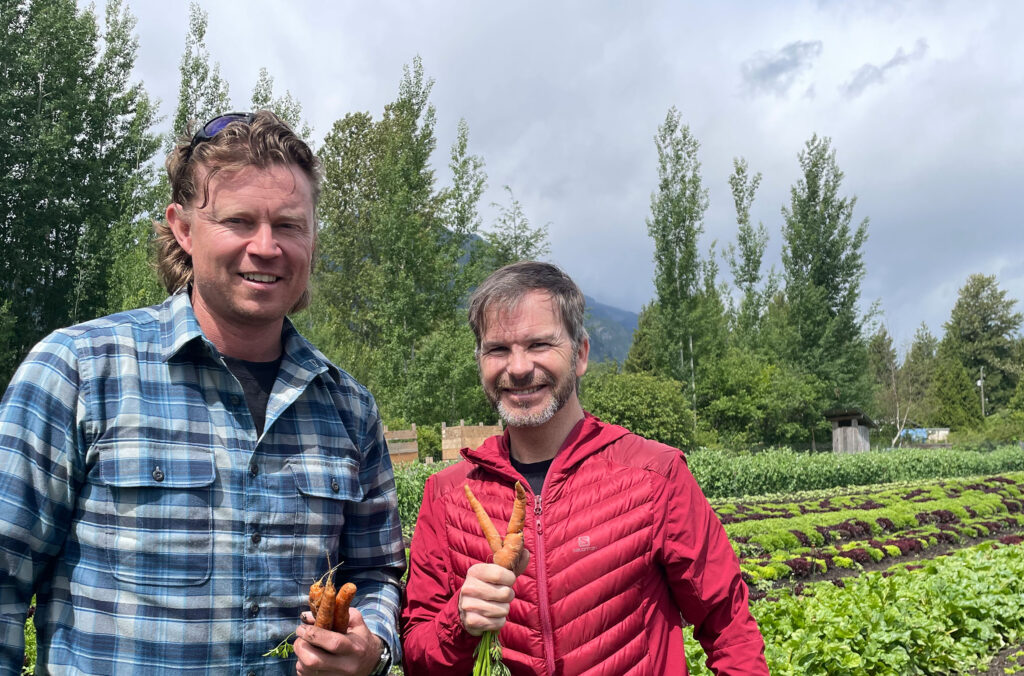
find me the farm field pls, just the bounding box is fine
[686,471,1024,674]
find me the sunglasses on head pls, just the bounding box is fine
[186,112,256,159]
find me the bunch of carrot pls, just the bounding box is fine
[264,563,357,658]
[464,481,528,676]
[309,565,358,633]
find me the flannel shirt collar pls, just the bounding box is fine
[157,289,337,385]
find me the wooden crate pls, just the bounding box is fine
[440,420,503,461]
[384,424,419,464]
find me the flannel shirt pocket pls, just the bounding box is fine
[288,451,363,583]
[95,443,216,586]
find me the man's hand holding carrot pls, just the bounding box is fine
[294,608,383,676]
[459,482,530,635]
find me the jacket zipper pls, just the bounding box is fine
[533,493,557,675]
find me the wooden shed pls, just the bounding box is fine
[824,408,876,453]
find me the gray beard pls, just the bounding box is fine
[489,353,577,428]
[496,394,562,428]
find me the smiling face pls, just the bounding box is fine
[478,290,589,429]
[166,163,315,352]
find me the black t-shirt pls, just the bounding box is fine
[510,455,554,496]
[222,354,282,436]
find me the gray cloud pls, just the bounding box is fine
[842,38,928,98]
[740,40,824,97]
[122,1,1024,353]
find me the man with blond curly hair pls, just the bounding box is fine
[0,111,402,675]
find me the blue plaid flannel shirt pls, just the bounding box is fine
[0,291,405,674]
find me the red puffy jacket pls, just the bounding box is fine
[401,414,768,675]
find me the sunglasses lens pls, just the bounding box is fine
[202,113,248,138]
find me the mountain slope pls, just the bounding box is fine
[583,295,638,364]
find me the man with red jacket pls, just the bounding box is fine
[401,261,768,675]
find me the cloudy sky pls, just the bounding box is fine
[121,1,1022,352]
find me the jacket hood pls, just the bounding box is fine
[461,412,631,484]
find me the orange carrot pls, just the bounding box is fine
[492,530,524,570]
[464,484,502,554]
[506,481,528,537]
[309,579,325,615]
[332,582,358,633]
[314,576,336,629]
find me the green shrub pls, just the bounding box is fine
[416,424,441,462]
[392,460,458,538]
[580,371,694,450]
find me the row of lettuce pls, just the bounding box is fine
[725,472,1024,586]
[392,444,1024,538]
[685,540,1024,674]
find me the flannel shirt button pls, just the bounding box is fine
[247,672,256,676]
[249,463,259,477]
[230,394,241,406]
[251,531,261,545]
[151,466,164,482]
[331,478,340,493]
[249,602,260,617]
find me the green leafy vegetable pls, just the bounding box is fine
[263,632,296,658]
[473,629,511,676]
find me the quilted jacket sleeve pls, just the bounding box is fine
[400,474,479,674]
[656,452,769,675]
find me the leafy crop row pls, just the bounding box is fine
[726,474,1024,584]
[686,541,1024,675]
[687,445,1024,499]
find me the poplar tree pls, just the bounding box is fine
[0,0,158,385]
[171,3,230,143]
[250,67,312,140]
[639,107,712,390]
[313,58,483,415]
[725,157,775,345]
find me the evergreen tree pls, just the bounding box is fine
[624,302,674,377]
[780,134,871,412]
[484,186,550,268]
[941,274,1022,413]
[901,323,938,425]
[925,344,983,430]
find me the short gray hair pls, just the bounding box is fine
[468,261,588,354]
